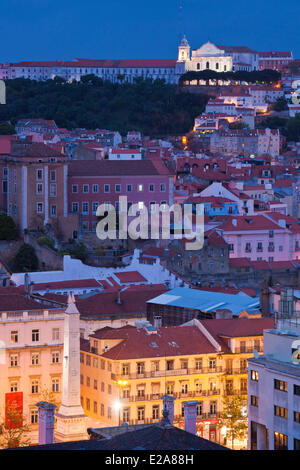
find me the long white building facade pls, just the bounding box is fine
[2,37,261,84]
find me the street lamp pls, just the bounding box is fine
[115,380,128,425]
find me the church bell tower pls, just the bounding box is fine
[178,35,190,62]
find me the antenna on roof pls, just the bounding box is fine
[178,1,184,42]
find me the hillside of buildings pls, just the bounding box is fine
[0,76,209,137]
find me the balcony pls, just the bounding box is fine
[120,417,161,426]
[0,311,64,322]
[224,367,248,375]
[234,346,263,354]
[174,412,221,422]
[112,367,223,381]
[120,389,223,403]
[224,388,248,397]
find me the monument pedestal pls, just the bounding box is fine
[54,293,87,443]
[55,409,87,442]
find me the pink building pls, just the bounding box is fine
[258,52,293,72]
[68,159,174,233]
[217,213,300,262]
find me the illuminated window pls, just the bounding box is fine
[274,379,287,392]
[138,184,143,192]
[10,331,18,344]
[251,395,259,407]
[251,370,259,381]
[274,432,288,450]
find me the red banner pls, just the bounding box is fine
[5,392,23,429]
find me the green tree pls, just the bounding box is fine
[12,243,39,272]
[218,396,248,449]
[0,214,17,240]
[0,122,15,134]
[272,97,288,111]
[70,242,87,262]
[285,114,300,141]
[229,121,250,130]
[0,77,209,137]
[0,406,31,449]
[37,236,55,250]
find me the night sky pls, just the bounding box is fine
[1,0,299,62]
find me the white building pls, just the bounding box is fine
[108,148,142,160]
[247,290,300,450]
[176,37,259,74]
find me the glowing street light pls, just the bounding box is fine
[113,401,121,412]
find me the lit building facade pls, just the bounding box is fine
[0,296,64,443]
[79,318,273,447]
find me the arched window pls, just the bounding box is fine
[206,61,209,69]
[197,63,200,70]
[224,65,227,71]
[216,62,219,70]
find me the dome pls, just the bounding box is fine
[180,35,189,46]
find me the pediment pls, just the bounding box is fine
[194,41,224,57]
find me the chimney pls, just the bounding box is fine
[116,288,122,305]
[215,308,233,319]
[162,395,175,426]
[36,401,57,445]
[183,401,198,435]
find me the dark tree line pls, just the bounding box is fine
[180,69,281,85]
[0,76,209,137]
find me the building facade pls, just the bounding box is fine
[248,309,300,450]
[0,293,64,443]
[79,318,273,447]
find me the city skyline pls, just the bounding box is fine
[0,0,299,63]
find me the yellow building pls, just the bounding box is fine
[80,317,274,446]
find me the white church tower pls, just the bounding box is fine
[178,35,190,62]
[55,293,87,442]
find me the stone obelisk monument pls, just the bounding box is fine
[55,293,87,442]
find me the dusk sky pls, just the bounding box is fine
[1,0,299,62]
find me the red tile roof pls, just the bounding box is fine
[229,257,252,268]
[217,45,257,53]
[32,279,102,291]
[200,317,274,339]
[11,58,177,69]
[76,284,167,317]
[259,52,292,58]
[219,214,285,232]
[0,294,51,312]
[68,160,173,177]
[90,325,218,359]
[250,260,270,270]
[114,271,147,284]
